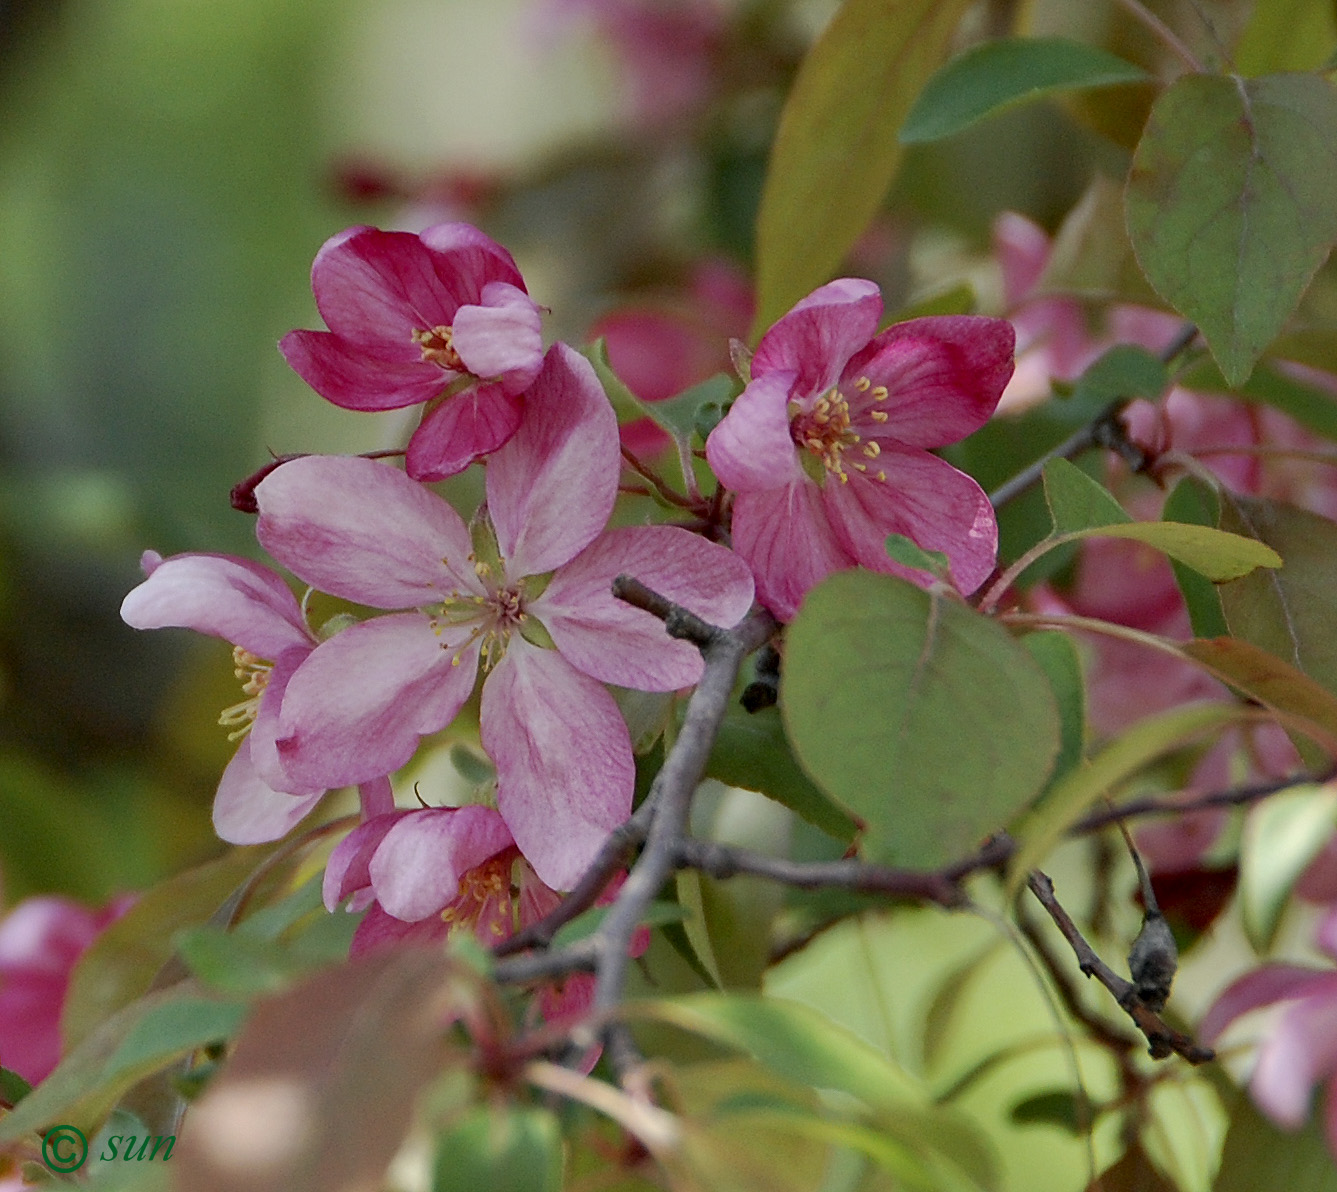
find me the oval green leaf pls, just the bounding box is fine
[900,36,1147,143]
[782,571,1060,868]
[1127,73,1337,386]
[1240,783,1337,950]
[752,0,971,335]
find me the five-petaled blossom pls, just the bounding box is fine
[1200,906,1337,1158]
[705,279,1015,620]
[254,343,755,890]
[280,223,544,481]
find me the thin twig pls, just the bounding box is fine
[1108,0,1205,74]
[620,445,700,511]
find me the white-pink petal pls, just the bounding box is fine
[1252,990,1337,1126]
[275,613,482,790]
[255,455,479,607]
[451,282,544,389]
[212,740,325,845]
[705,370,804,493]
[487,343,621,580]
[120,553,312,659]
[535,525,754,690]
[482,639,633,890]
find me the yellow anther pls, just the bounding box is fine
[872,386,889,402]
[854,376,871,391]
[877,470,887,482]
[412,325,465,371]
[870,410,889,423]
[863,442,881,458]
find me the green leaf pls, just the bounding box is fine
[704,705,857,842]
[1007,702,1251,894]
[102,996,246,1082]
[1009,1090,1086,1134]
[1067,344,1169,407]
[1163,478,1229,637]
[1126,73,1337,386]
[1218,494,1337,697]
[1021,631,1086,787]
[0,1065,32,1107]
[782,571,1060,867]
[1043,457,1131,534]
[900,36,1147,143]
[884,532,951,579]
[1235,0,1337,74]
[432,1106,562,1192]
[752,0,972,334]
[1077,521,1281,582]
[1240,784,1337,950]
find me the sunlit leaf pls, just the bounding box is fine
[782,571,1059,867]
[900,37,1146,143]
[753,0,972,334]
[1240,784,1337,950]
[1235,0,1337,74]
[1127,73,1337,385]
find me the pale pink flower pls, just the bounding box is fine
[0,896,129,1084]
[255,343,754,889]
[705,278,1014,620]
[1201,906,1337,1157]
[280,223,544,481]
[120,552,329,843]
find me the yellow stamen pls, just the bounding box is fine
[412,325,466,371]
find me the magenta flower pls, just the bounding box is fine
[705,279,1014,621]
[1201,907,1337,1157]
[0,895,129,1084]
[254,343,754,889]
[279,223,544,481]
[120,552,332,843]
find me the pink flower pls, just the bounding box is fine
[1201,907,1337,1157]
[279,223,544,481]
[120,552,329,844]
[705,279,1014,620]
[254,343,754,889]
[0,896,128,1084]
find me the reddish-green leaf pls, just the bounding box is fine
[752,0,971,335]
[1127,73,1337,385]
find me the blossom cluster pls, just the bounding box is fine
[120,221,1014,961]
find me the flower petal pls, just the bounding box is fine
[482,639,633,890]
[247,645,319,795]
[823,448,998,595]
[488,343,620,578]
[212,739,325,845]
[279,329,450,412]
[847,316,1015,447]
[451,282,544,389]
[120,553,312,658]
[370,805,514,921]
[1253,989,1337,1126]
[323,811,410,910]
[729,481,853,621]
[256,455,478,606]
[275,613,481,789]
[1200,965,1332,1043]
[405,383,524,481]
[349,902,449,957]
[535,525,754,689]
[751,278,882,398]
[704,370,804,492]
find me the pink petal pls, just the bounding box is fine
[994,212,1051,306]
[212,739,325,845]
[120,553,312,658]
[705,370,804,493]
[487,343,620,579]
[255,455,478,606]
[534,525,754,689]
[1253,991,1337,1126]
[323,812,410,910]
[309,226,463,345]
[279,329,451,412]
[370,805,514,921]
[405,383,524,481]
[482,639,633,890]
[359,775,396,820]
[417,222,528,297]
[751,278,882,399]
[823,448,998,595]
[450,282,544,389]
[845,316,1015,447]
[275,613,482,789]
[247,645,318,795]
[730,481,853,621]
[1200,965,1333,1044]
[349,902,449,958]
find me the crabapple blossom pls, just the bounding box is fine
[280,222,544,481]
[253,343,754,889]
[705,278,1014,620]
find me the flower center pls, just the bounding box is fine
[789,376,889,485]
[218,647,270,740]
[411,324,465,371]
[441,852,515,940]
[428,557,529,672]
